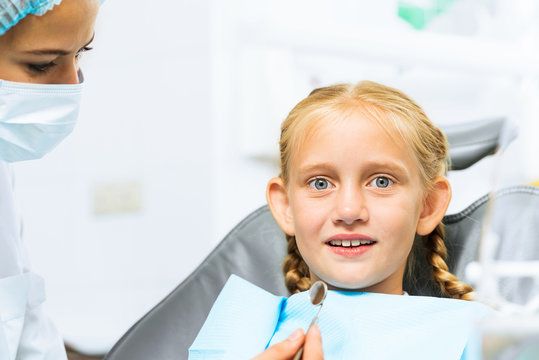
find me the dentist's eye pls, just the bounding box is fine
[370,176,393,188]
[309,178,332,190]
[28,61,57,73]
[75,46,93,60]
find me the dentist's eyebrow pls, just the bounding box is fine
[24,48,70,56]
[23,33,95,56]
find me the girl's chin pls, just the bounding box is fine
[327,284,370,292]
[322,280,404,295]
[318,278,374,292]
[310,271,388,292]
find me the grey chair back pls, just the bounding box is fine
[105,206,287,360]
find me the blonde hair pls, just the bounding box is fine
[278,80,474,300]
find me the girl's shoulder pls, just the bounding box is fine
[404,294,494,319]
[286,289,493,319]
[286,290,494,326]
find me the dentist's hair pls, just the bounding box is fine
[277,80,474,300]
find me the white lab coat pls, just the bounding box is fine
[0,160,67,360]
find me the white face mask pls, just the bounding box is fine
[0,76,83,162]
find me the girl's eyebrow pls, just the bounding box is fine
[297,162,336,175]
[22,33,95,56]
[362,159,410,178]
[298,160,410,178]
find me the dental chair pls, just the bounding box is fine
[104,117,539,360]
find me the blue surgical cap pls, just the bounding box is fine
[0,0,105,36]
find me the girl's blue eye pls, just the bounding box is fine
[309,178,331,190]
[371,176,393,188]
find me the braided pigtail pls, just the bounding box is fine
[423,223,474,300]
[282,234,311,294]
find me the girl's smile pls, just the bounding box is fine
[325,233,376,258]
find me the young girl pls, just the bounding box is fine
[268,80,474,299]
[189,81,491,360]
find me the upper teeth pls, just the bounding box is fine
[329,239,373,247]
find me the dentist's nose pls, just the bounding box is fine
[332,186,369,225]
[64,62,80,84]
[53,61,80,84]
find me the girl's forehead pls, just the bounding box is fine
[297,107,409,154]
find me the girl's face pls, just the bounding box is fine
[271,110,434,294]
[0,0,99,84]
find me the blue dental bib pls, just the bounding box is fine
[189,275,491,359]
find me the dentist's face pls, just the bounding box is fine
[286,112,426,294]
[0,0,99,84]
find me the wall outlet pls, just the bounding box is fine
[93,181,142,215]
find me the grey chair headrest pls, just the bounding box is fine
[441,117,511,170]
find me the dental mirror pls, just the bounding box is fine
[309,281,327,308]
[293,281,328,360]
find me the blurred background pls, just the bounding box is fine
[11,0,539,356]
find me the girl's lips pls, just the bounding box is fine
[325,233,376,258]
[326,241,375,257]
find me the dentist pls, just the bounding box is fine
[0,0,102,358]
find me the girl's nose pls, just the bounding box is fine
[332,186,369,225]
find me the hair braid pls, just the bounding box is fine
[282,234,311,294]
[423,223,475,300]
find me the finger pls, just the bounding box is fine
[303,325,324,359]
[251,329,305,360]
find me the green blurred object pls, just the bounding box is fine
[398,0,458,30]
[517,341,539,360]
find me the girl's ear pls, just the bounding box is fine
[266,177,295,236]
[416,176,452,236]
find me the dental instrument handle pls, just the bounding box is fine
[293,346,305,360]
[293,304,323,360]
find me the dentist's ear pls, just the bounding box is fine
[416,176,452,236]
[266,177,295,236]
